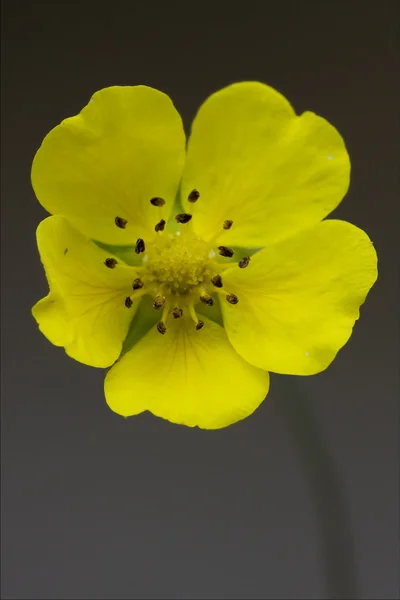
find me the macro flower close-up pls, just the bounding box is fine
[31,82,378,429]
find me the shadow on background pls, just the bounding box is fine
[277,377,357,599]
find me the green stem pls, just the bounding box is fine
[276,377,357,599]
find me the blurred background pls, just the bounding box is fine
[1,1,399,598]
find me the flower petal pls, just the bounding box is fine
[32,289,69,348]
[32,216,140,368]
[104,316,269,429]
[221,220,377,375]
[31,86,186,244]
[181,82,350,247]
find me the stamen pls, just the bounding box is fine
[115,216,127,229]
[135,238,145,254]
[218,246,234,258]
[125,297,133,308]
[211,274,223,288]
[104,258,118,269]
[188,302,205,330]
[223,219,233,230]
[226,293,239,305]
[175,213,192,224]
[153,295,166,309]
[132,278,144,290]
[155,219,166,232]
[200,293,214,306]
[238,256,251,268]
[188,189,200,203]
[172,307,183,319]
[157,321,167,335]
[150,197,165,207]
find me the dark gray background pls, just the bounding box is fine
[1,1,399,599]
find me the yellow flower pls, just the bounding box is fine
[31,83,377,429]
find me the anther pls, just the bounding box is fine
[172,307,183,319]
[115,216,127,228]
[104,258,118,268]
[157,321,167,335]
[125,297,133,308]
[153,295,166,309]
[196,320,205,331]
[175,213,192,224]
[200,293,214,306]
[132,278,144,290]
[155,219,166,232]
[238,256,251,269]
[150,197,165,207]
[226,293,239,305]
[218,246,234,258]
[135,238,145,254]
[223,219,233,230]
[211,274,223,288]
[188,189,200,203]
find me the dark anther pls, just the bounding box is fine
[196,320,205,331]
[188,189,200,203]
[125,297,133,308]
[104,258,118,269]
[157,321,167,335]
[153,295,166,309]
[211,274,223,288]
[218,245,234,258]
[155,219,166,232]
[132,278,144,290]
[223,219,233,230]
[64,248,68,255]
[135,238,145,254]
[238,256,251,269]
[175,213,192,224]
[226,293,239,305]
[172,307,183,319]
[115,216,127,228]
[150,197,165,207]
[200,293,214,306]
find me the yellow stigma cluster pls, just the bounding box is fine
[143,233,215,298]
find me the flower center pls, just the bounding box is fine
[143,233,214,297]
[106,191,251,334]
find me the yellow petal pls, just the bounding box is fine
[181,82,350,247]
[221,220,377,375]
[32,290,69,347]
[104,316,269,429]
[33,216,140,368]
[31,86,186,244]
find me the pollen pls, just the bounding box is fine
[135,238,145,254]
[115,216,127,228]
[218,245,234,258]
[238,256,250,268]
[132,278,144,290]
[175,213,193,224]
[150,197,165,207]
[104,258,118,268]
[188,189,200,203]
[155,219,166,232]
[125,297,133,308]
[226,293,239,305]
[223,219,233,230]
